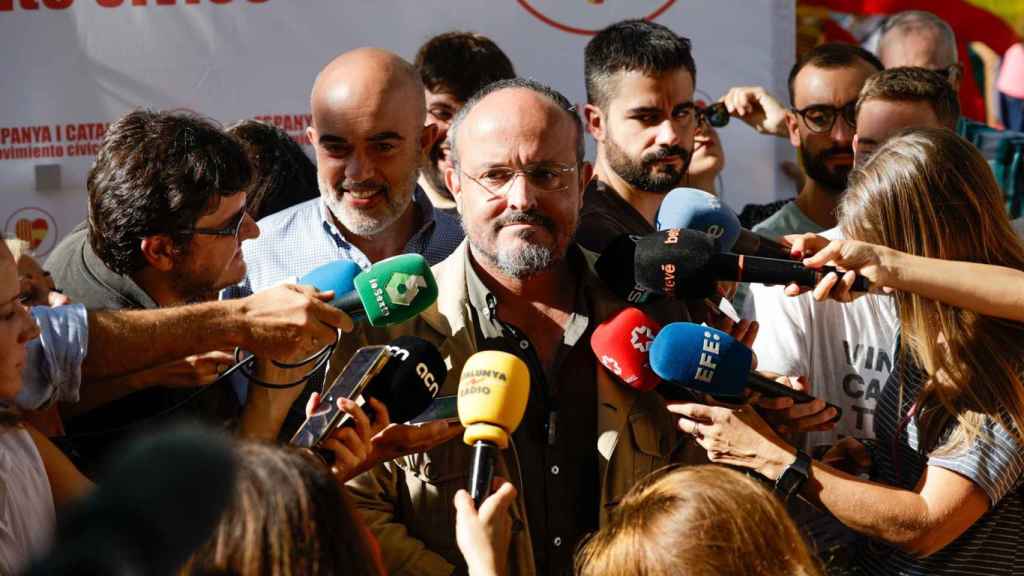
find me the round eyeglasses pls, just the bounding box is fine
[460,162,578,197]
[792,101,857,135]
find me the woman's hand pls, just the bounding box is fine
[307,392,390,483]
[667,401,797,481]
[454,478,518,576]
[783,235,898,302]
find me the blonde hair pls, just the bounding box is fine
[575,465,822,576]
[841,127,1024,453]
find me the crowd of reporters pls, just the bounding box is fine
[3,8,1024,576]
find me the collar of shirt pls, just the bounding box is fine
[462,243,593,348]
[316,185,438,263]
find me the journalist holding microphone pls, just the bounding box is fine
[670,128,1024,576]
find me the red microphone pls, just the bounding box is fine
[590,307,662,392]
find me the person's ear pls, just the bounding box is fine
[420,123,440,157]
[140,235,179,272]
[445,163,463,213]
[579,161,594,201]
[786,110,801,148]
[584,104,607,142]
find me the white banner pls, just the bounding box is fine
[0,0,795,257]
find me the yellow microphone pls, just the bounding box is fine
[458,351,530,506]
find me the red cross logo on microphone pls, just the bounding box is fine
[630,326,655,352]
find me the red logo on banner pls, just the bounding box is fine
[516,0,675,36]
[5,207,58,256]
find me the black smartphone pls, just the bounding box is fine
[407,395,458,424]
[289,345,390,450]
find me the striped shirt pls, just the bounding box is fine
[858,344,1024,575]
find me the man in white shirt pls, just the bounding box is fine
[753,66,961,448]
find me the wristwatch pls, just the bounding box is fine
[774,449,812,500]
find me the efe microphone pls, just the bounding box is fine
[458,351,530,506]
[649,322,842,417]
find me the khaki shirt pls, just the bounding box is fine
[331,241,706,576]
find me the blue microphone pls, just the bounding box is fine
[298,260,362,310]
[649,322,841,416]
[656,187,791,259]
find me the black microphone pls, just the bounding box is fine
[732,230,793,260]
[598,233,715,300]
[634,229,870,295]
[25,425,236,576]
[363,335,447,424]
[594,234,664,304]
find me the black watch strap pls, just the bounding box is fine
[774,449,812,500]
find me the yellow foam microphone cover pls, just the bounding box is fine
[458,351,530,449]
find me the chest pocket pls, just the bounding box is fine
[395,440,473,561]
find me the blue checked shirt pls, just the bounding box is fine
[228,186,463,297]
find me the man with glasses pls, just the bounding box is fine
[45,110,333,470]
[751,43,883,240]
[339,78,687,576]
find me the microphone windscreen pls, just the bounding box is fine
[656,187,741,252]
[634,229,716,297]
[44,425,236,575]
[458,351,530,449]
[298,260,362,308]
[353,254,439,326]
[590,307,661,391]
[650,322,752,398]
[594,235,660,304]
[364,335,446,423]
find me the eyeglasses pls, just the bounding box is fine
[460,162,578,197]
[182,207,248,239]
[791,101,857,135]
[698,102,730,128]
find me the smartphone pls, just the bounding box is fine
[289,345,390,450]
[407,395,458,424]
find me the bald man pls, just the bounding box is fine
[877,11,962,91]
[336,78,694,576]
[237,47,463,295]
[230,47,464,437]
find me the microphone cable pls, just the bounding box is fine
[63,330,341,440]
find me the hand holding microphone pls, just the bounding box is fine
[634,229,871,295]
[458,351,530,507]
[648,322,840,426]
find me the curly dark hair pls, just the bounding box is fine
[226,119,320,221]
[87,110,252,275]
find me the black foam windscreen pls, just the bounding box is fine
[27,425,236,576]
[364,335,447,424]
[634,229,717,298]
[594,234,662,305]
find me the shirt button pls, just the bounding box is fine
[553,537,562,547]
[550,465,560,475]
[519,340,529,350]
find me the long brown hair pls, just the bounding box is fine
[574,465,822,576]
[182,442,383,576]
[841,127,1024,452]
